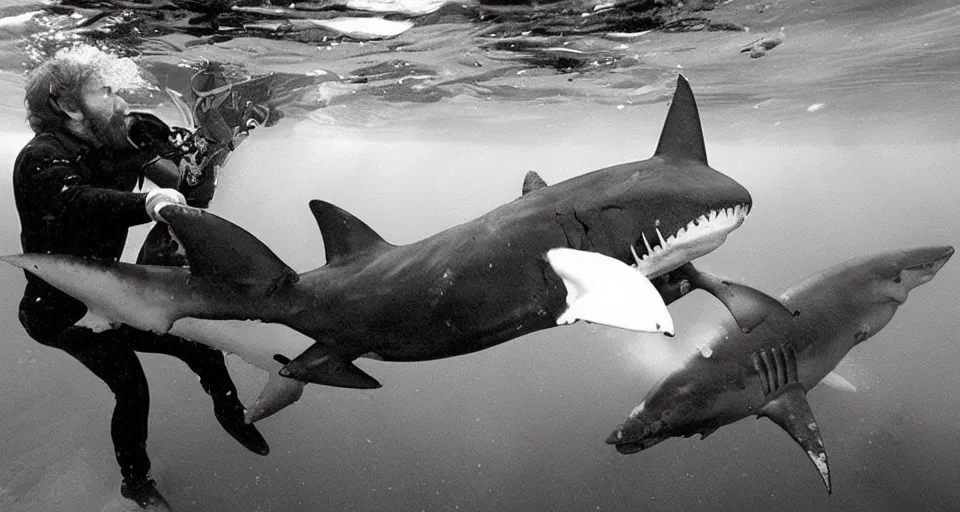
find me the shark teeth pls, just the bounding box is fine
[631,203,750,277]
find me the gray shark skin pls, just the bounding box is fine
[606,246,955,494]
[2,75,752,420]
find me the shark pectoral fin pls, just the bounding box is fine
[279,342,382,389]
[245,371,306,424]
[821,371,857,392]
[521,171,548,195]
[679,263,793,333]
[759,386,830,494]
[753,343,831,494]
[546,248,674,335]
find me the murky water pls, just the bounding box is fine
[0,0,958,510]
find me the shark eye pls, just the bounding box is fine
[893,276,902,283]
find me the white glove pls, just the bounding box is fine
[145,188,186,223]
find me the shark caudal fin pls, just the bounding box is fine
[753,343,832,494]
[546,248,674,335]
[308,200,394,266]
[654,75,708,164]
[156,204,299,288]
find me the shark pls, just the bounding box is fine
[606,246,954,493]
[3,75,753,423]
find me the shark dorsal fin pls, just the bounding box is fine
[654,75,708,164]
[309,200,392,266]
[157,204,299,287]
[522,171,548,195]
[753,344,832,494]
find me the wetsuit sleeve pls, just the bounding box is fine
[28,161,151,229]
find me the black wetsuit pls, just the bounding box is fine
[12,128,244,485]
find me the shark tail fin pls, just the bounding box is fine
[308,200,394,266]
[754,343,831,494]
[156,204,298,288]
[654,74,708,164]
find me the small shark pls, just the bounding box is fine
[3,75,753,422]
[606,246,954,493]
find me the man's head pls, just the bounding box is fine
[24,45,144,151]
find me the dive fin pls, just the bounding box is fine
[546,248,674,335]
[754,343,831,494]
[522,171,548,195]
[308,200,394,266]
[678,263,793,333]
[156,204,299,288]
[245,371,306,424]
[821,371,857,392]
[653,75,708,164]
[280,342,382,389]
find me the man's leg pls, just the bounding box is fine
[19,297,167,509]
[52,327,169,509]
[116,326,269,456]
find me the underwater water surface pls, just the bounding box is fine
[0,0,958,510]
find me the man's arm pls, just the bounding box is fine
[16,149,152,231]
[37,162,152,228]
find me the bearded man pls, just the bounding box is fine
[12,47,269,510]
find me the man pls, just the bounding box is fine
[13,47,269,509]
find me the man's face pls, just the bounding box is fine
[77,75,131,151]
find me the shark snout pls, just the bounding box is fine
[605,418,667,454]
[911,245,954,272]
[894,245,955,292]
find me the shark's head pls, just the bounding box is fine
[782,245,954,341]
[564,75,752,279]
[605,367,726,454]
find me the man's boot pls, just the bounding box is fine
[121,478,172,510]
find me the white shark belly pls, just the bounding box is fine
[168,318,312,372]
[168,318,316,423]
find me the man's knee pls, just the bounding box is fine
[17,295,84,347]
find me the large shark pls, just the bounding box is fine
[606,246,954,493]
[3,75,753,423]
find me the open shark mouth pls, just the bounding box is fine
[631,203,750,278]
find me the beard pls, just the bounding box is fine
[80,103,133,152]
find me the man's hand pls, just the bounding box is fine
[145,188,186,223]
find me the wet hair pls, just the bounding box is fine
[23,45,144,134]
